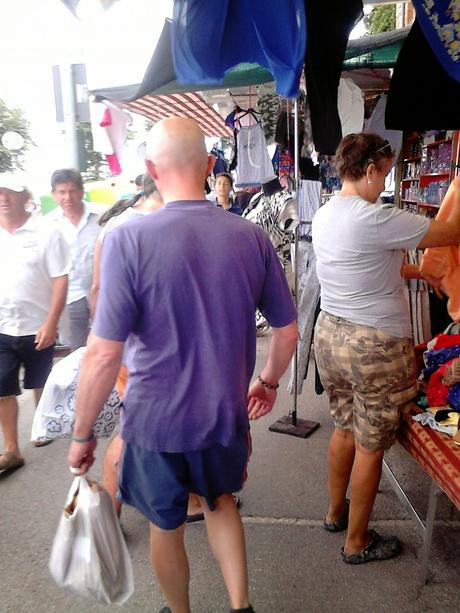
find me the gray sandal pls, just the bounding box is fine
[341,530,402,564]
[323,499,349,532]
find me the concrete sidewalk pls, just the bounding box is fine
[0,334,459,612]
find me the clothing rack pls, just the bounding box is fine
[269,99,320,439]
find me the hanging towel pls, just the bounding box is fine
[420,181,460,322]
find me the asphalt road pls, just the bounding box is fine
[1,335,459,612]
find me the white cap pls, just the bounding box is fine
[0,172,27,192]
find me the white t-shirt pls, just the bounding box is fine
[99,206,149,245]
[46,203,101,304]
[0,215,70,336]
[312,195,430,338]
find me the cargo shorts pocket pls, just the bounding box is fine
[387,384,418,413]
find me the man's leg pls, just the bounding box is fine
[0,395,21,456]
[344,442,384,554]
[202,493,249,610]
[149,522,190,613]
[103,433,124,516]
[66,297,91,351]
[33,388,43,407]
[326,428,355,522]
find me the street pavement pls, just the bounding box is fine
[0,334,459,613]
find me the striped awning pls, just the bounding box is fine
[119,92,232,137]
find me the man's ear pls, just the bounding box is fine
[145,160,158,181]
[207,154,216,177]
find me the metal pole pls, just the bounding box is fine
[61,63,79,168]
[291,98,300,424]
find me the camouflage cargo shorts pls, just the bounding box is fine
[314,311,418,451]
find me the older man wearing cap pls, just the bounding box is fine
[0,173,69,471]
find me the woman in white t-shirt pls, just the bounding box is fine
[312,132,460,565]
[91,173,163,516]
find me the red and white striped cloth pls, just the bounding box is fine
[121,92,231,137]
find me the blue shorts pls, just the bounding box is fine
[0,334,54,397]
[118,430,250,530]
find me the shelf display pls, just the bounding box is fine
[398,130,459,218]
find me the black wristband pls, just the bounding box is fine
[72,432,94,444]
[258,375,279,390]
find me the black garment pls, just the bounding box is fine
[303,1,363,155]
[386,20,460,130]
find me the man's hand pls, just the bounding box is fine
[247,379,277,420]
[421,273,444,299]
[68,438,97,475]
[35,320,57,350]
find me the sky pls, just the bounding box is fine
[0,0,368,197]
[0,0,172,196]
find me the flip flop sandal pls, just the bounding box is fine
[32,437,53,448]
[323,498,349,532]
[186,512,205,523]
[0,451,25,471]
[341,530,402,564]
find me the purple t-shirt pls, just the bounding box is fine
[94,200,296,452]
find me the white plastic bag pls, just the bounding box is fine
[31,347,121,441]
[49,476,134,604]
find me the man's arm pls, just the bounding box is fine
[67,333,123,475]
[418,175,460,249]
[35,275,68,350]
[247,320,297,420]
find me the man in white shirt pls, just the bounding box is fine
[48,169,101,350]
[0,173,69,471]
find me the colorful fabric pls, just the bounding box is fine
[425,344,460,370]
[243,190,299,273]
[398,404,460,510]
[434,332,460,350]
[426,361,450,407]
[442,356,460,385]
[412,0,460,83]
[447,381,460,409]
[420,181,460,322]
[314,311,418,451]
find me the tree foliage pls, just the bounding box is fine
[364,5,396,35]
[0,99,32,172]
[77,122,108,181]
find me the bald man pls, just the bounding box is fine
[68,118,297,613]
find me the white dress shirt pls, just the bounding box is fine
[0,215,70,336]
[47,203,101,304]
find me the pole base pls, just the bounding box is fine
[269,415,320,439]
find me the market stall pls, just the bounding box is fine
[88,5,460,580]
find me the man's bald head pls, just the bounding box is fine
[146,117,208,171]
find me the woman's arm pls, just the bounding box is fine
[89,237,102,317]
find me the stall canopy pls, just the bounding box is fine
[344,26,410,70]
[92,20,410,108]
[118,92,232,138]
[92,19,273,103]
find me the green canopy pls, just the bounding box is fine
[344,27,410,70]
